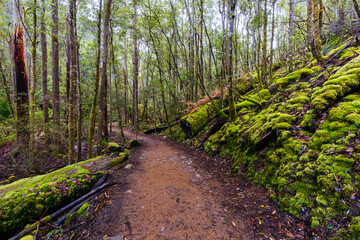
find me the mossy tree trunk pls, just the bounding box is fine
[312,0,325,63]
[352,0,360,24]
[87,0,102,160]
[307,0,313,51]
[29,0,37,158]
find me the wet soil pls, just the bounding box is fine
[79,129,293,240]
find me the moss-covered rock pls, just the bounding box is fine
[311,55,360,111]
[276,68,314,88]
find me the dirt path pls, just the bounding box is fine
[85,129,286,239]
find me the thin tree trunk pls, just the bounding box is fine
[87,0,102,159]
[29,0,37,158]
[261,0,268,87]
[75,5,82,162]
[312,0,324,63]
[51,0,60,147]
[199,0,204,97]
[40,0,49,139]
[289,0,294,72]
[110,26,126,144]
[0,54,15,117]
[132,0,139,133]
[97,0,112,154]
[68,0,77,164]
[227,0,237,121]
[269,0,277,79]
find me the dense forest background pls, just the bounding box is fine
[1,0,359,163]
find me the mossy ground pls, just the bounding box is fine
[166,48,360,237]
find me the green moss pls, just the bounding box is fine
[311,55,360,111]
[259,89,271,100]
[345,113,360,125]
[311,66,323,72]
[180,100,222,138]
[311,217,320,229]
[276,68,314,88]
[316,195,328,206]
[77,202,91,217]
[20,236,34,240]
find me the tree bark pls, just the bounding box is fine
[227,0,237,121]
[14,24,29,145]
[352,0,360,24]
[261,0,268,87]
[51,0,60,146]
[132,0,139,132]
[29,0,37,158]
[312,0,324,63]
[0,54,15,117]
[269,0,277,79]
[97,0,112,154]
[289,0,294,72]
[40,0,49,133]
[87,0,102,159]
[68,0,77,164]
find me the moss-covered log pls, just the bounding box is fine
[0,151,128,237]
[180,100,222,138]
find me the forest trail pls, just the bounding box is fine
[85,128,282,240]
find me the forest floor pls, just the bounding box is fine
[61,127,306,240]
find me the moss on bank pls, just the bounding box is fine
[166,53,360,236]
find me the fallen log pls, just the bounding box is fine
[10,181,114,240]
[180,100,222,138]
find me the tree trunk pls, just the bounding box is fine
[68,0,77,164]
[132,0,139,133]
[199,0,204,97]
[97,0,112,154]
[40,0,49,136]
[75,5,82,163]
[289,0,294,72]
[352,0,360,24]
[227,0,237,121]
[29,0,37,158]
[312,0,324,63]
[0,54,15,117]
[87,0,102,159]
[261,0,268,87]
[14,24,29,145]
[51,0,60,147]
[269,0,277,79]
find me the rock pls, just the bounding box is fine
[124,164,134,169]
